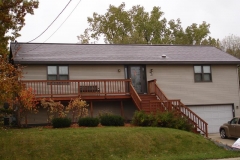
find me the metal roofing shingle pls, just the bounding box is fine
[10,42,240,65]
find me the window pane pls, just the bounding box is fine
[194,66,202,73]
[59,75,68,80]
[48,66,57,75]
[203,66,211,73]
[195,74,202,82]
[48,75,57,80]
[231,118,238,124]
[59,66,68,74]
[203,74,211,81]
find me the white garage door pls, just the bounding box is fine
[188,105,233,133]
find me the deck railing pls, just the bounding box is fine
[148,79,208,137]
[129,83,142,110]
[148,79,168,101]
[21,79,131,99]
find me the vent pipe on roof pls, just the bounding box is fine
[162,54,166,58]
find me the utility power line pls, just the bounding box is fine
[44,0,82,42]
[27,0,72,43]
[20,0,82,54]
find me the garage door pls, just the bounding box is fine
[188,105,233,133]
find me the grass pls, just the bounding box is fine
[0,126,239,160]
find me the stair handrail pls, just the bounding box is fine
[148,79,208,137]
[129,83,142,110]
[148,79,168,101]
[178,101,208,137]
[169,99,208,137]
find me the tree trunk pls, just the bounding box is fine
[25,114,28,127]
[17,109,21,127]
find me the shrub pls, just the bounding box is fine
[156,111,193,131]
[131,111,155,126]
[41,98,67,124]
[99,114,124,126]
[66,98,89,123]
[155,111,176,127]
[52,117,71,128]
[0,108,14,114]
[174,117,193,131]
[132,110,194,132]
[78,117,99,127]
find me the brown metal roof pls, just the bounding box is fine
[10,42,240,65]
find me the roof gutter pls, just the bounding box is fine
[13,61,240,65]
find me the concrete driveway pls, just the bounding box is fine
[208,134,240,160]
[208,133,238,146]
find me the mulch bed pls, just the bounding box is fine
[43,123,134,129]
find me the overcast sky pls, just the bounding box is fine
[16,0,240,44]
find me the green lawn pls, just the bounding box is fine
[0,126,239,160]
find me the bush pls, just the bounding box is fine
[0,108,14,114]
[174,117,193,131]
[155,111,176,127]
[99,114,124,126]
[52,117,71,128]
[78,117,99,127]
[131,111,155,126]
[156,111,193,131]
[132,110,193,132]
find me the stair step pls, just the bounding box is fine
[140,95,157,97]
[140,95,158,100]
[133,87,207,137]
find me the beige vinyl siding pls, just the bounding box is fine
[70,65,125,79]
[146,64,240,115]
[22,65,46,80]
[22,64,125,80]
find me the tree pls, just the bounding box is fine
[0,58,23,105]
[220,34,240,59]
[17,87,38,127]
[201,36,221,48]
[66,97,89,123]
[220,34,240,80]
[78,3,218,46]
[0,0,38,109]
[41,98,67,124]
[0,0,39,55]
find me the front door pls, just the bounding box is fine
[126,65,147,94]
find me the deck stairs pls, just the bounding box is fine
[129,79,208,137]
[139,95,159,114]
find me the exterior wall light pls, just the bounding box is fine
[150,69,153,76]
[118,69,121,72]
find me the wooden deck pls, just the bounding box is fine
[21,79,132,101]
[21,79,208,137]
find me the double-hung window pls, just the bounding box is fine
[47,66,69,80]
[194,65,212,82]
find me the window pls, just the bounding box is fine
[194,65,212,82]
[230,118,238,124]
[47,66,69,80]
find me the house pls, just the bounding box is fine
[10,42,240,134]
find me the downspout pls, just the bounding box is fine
[237,65,240,116]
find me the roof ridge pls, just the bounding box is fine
[10,42,215,47]
[10,42,240,65]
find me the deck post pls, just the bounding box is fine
[148,81,150,94]
[90,101,93,117]
[153,79,157,94]
[78,81,80,97]
[50,82,53,98]
[120,101,124,118]
[104,81,106,98]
